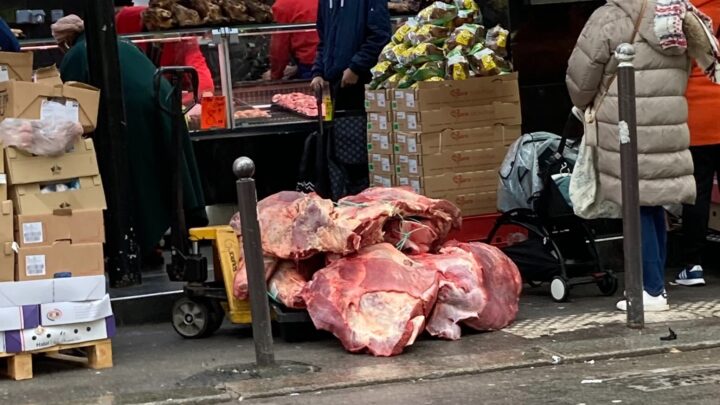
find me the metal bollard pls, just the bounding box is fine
[233,157,276,368]
[616,43,644,328]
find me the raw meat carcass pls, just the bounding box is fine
[383,218,439,254]
[232,255,278,300]
[267,257,324,309]
[149,0,178,8]
[301,244,439,356]
[142,7,175,30]
[217,0,253,23]
[172,3,202,26]
[233,109,271,119]
[445,241,522,331]
[272,93,319,117]
[244,0,273,23]
[231,191,361,260]
[202,2,227,24]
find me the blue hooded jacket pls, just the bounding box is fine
[312,0,391,82]
[0,18,20,52]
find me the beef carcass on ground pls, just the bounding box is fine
[301,243,439,356]
[232,255,278,300]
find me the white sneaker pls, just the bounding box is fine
[616,290,669,312]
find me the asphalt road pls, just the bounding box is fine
[244,347,720,405]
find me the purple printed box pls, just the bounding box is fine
[4,315,115,353]
[0,305,40,331]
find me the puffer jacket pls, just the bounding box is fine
[567,0,696,207]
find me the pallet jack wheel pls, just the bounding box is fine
[172,297,221,339]
[597,273,619,296]
[550,276,570,302]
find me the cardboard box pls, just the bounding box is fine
[6,138,100,185]
[4,316,116,353]
[0,279,54,308]
[0,52,33,82]
[53,275,107,302]
[394,125,521,156]
[34,65,63,86]
[709,203,720,231]
[365,88,392,112]
[12,175,107,215]
[394,102,521,133]
[0,173,6,201]
[367,112,392,132]
[16,242,104,281]
[0,305,40,332]
[0,200,14,282]
[368,153,394,175]
[16,209,104,248]
[367,132,393,154]
[392,73,519,112]
[0,80,101,133]
[396,175,423,195]
[442,192,498,216]
[369,173,394,188]
[40,294,112,326]
[407,170,498,196]
[395,148,506,177]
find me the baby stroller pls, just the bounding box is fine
[489,110,620,302]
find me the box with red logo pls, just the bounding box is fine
[394,125,520,156]
[397,170,498,196]
[40,294,112,326]
[394,148,506,178]
[393,102,521,133]
[392,73,519,113]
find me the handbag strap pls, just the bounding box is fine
[593,0,648,112]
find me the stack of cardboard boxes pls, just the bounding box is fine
[0,51,115,359]
[366,88,395,188]
[366,74,522,216]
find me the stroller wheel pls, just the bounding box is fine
[528,280,543,288]
[597,273,619,296]
[550,276,570,302]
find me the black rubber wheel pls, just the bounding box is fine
[550,276,570,302]
[528,280,543,288]
[171,297,216,339]
[597,273,619,296]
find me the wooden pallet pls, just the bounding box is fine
[0,339,113,381]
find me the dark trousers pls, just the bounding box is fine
[681,145,720,266]
[641,206,667,296]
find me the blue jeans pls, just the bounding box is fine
[640,206,667,296]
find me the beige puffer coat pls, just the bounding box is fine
[567,0,696,207]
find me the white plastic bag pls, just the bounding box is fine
[0,118,83,156]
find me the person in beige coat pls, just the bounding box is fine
[567,0,719,311]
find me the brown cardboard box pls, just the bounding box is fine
[392,73,520,112]
[709,203,720,231]
[366,132,393,154]
[367,112,392,132]
[394,125,521,155]
[16,242,104,281]
[369,173,394,188]
[34,65,63,86]
[15,209,104,248]
[394,102,521,133]
[417,170,499,196]
[0,201,13,282]
[365,88,392,112]
[0,52,33,82]
[6,138,100,185]
[395,175,423,194]
[12,175,107,215]
[441,192,498,216]
[0,173,6,201]
[395,148,507,177]
[368,153,394,175]
[0,80,101,133]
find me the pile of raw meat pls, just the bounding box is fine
[143,0,273,30]
[231,187,521,356]
[272,93,320,117]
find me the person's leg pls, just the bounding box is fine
[641,206,666,297]
[682,146,714,266]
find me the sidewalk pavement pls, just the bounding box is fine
[2,273,720,405]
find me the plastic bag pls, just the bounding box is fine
[418,1,458,26]
[486,25,509,57]
[468,44,500,76]
[410,43,445,65]
[446,46,471,80]
[411,61,446,82]
[446,23,485,52]
[392,18,420,45]
[382,72,407,88]
[0,118,83,156]
[408,24,449,46]
[382,43,411,64]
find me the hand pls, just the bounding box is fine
[261,70,272,81]
[283,65,298,80]
[341,68,359,88]
[311,76,325,92]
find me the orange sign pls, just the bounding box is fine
[200,96,227,130]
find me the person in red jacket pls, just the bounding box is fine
[268,0,319,80]
[114,4,215,96]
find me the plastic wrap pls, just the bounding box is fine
[0,118,83,156]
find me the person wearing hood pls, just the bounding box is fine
[567,0,720,311]
[310,0,391,110]
[52,15,208,266]
[678,0,720,287]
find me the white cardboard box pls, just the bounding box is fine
[53,275,106,302]
[41,294,112,326]
[0,279,54,308]
[0,305,40,331]
[4,316,115,353]
[0,332,5,352]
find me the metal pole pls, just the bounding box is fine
[616,43,644,328]
[233,157,275,368]
[84,0,141,287]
